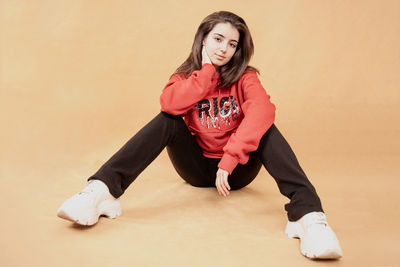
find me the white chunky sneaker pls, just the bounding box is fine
[285,212,343,259]
[57,180,122,226]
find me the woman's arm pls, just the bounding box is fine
[160,64,219,116]
[218,71,276,174]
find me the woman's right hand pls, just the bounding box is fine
[202,46,212,66]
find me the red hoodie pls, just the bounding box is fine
[160,63,276,174]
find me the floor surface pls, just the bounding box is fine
[1,149,399,266]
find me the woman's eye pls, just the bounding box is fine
[215,37,221,41]
[231,44,237,48]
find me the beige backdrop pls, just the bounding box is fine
[1,0,399,266]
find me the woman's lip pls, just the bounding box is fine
[216,55,225,60]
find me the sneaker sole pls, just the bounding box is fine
[304,249,342,259]
[57,199,122,226]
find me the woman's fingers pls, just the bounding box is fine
[216,178,223,196]
[202,46,212,65]
[224,177,231,191]
[201,46,206,65]
[216,169,230,196]
[215,176,222,195]
[220,169,230,195]
[219,179,228,196]
[217,173,225,196]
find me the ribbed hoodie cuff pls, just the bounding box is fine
[202,63,216,72]
[218,153,239,175]
[202,63,219,80]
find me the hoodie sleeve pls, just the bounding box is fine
[218,71,276,174]
[160,63,219,115]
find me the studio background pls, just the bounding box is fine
[1,0,399,266]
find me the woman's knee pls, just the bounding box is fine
[158,111,182,123]
[159,112,189,132]
[258,123,278,144]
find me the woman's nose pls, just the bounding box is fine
[219,42,228,53]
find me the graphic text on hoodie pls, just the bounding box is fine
[194,96,241,129]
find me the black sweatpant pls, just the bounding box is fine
[88,112,323,221]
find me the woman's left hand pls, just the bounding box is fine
[216,168,230,197]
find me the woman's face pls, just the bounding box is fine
[202,22,240,71]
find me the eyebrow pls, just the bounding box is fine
[213,33,238,43]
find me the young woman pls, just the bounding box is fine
[57,11,342,260]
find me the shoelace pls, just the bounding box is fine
[78,180,97,195]
[304,212,328,229]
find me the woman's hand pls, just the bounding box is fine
[202,45,212,66]
[216,168,230,196]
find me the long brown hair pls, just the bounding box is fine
[172,11,259,88]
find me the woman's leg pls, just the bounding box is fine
[58,112,213,225]
[256,124,324,221]
[165,119,216,188]
[88,112,213,198]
